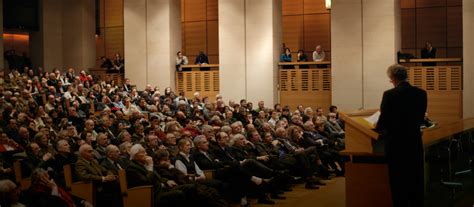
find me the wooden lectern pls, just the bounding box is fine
[340,109,392,207]
[341,109,474,207]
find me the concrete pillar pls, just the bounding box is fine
[331,0,363,110]
[124,0,181,90]
[29,0,95,72]
[30,0,63,71]
[245,0,282,105]
[362,0,401,108]
[464,0,474,118]
[146,0,181,91]
[62,0,96,70]
[331,0,400,110]
[219,0,282,105]
[219,0,247,100]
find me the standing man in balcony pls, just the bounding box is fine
[376,64,427,207]
[421,42,437,66]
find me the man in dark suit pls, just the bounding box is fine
[376,64,427,207]
[101,145,125,175]
[420,42,436,66]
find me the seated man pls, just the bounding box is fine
[75,144,119,207]
[126,144,185,207]
[100,145,125,176]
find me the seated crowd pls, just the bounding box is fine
[0,67,346,207]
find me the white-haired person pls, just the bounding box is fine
[0,179,24,207]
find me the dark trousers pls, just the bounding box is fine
[386,144,424,207]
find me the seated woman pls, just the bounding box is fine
[280,48,294,69]
[27,168,92,207]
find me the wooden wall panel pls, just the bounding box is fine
[207,20,219,56]
[99,0,105,27]
[183,0,207,22]
[207,0,218,20]
[447,6,462,47]
[282,15,304,52]
[104,27,124,58]
[104,0,124,27]
[182,0,218,64]
[416,7,446,48]
[416,0,446,8]
[401,0,415,8]
[401,9,416,49]
[447,0,462,6]
[303,14,330,53]
[95,28,106,66]
[184,22,207,58]
[303,0,329,14]
[282,0,303,15]
[3,34,29,55]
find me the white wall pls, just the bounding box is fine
[464,0,474,118]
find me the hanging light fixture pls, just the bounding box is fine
[325,0,331,10]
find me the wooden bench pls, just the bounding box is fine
[118,169,153,207]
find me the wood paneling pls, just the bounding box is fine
[416,7,447,48]
[105,27,124,58]
[104,0,124,27]
[207,0,218,20]
[282,0,331,59]
[3,34,30,56]
[401,0,415,8]
[447,0,462,6]
[282,0,303,15]
[176,69,219,99]
[303,14,330,52]
[279,68,332,111]
[447,6,462,47]
[183,0,206,22]
[416,0,446,8]
[303,0,329,14]
[406,66,463,123]
[401,9,416,49]
[207,20,219,55]
[97,0,124,68]
[181,0,218,64]
[184,21,207,57]
[282,15,304,52]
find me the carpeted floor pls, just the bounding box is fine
[252,177,345,207]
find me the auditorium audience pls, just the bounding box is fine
[0,66,347,206]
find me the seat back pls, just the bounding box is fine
[13,160,31,190]
[63,164,95,205]
[118,169,153,207]
[203,170,215,180]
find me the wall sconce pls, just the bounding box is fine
[325,0,331,10]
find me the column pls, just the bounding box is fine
[30,0,63,71]
[124,0,181,90]
[146,0,181,91]
[362,0,400,109]
[62,0,96,70]
[464,0,474,118]
[245,0,282,105]
[331,0,363,110]
[219,0,247,100]
[331,0,400,110]
[219,0,282,105]
[124,0,147,89]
